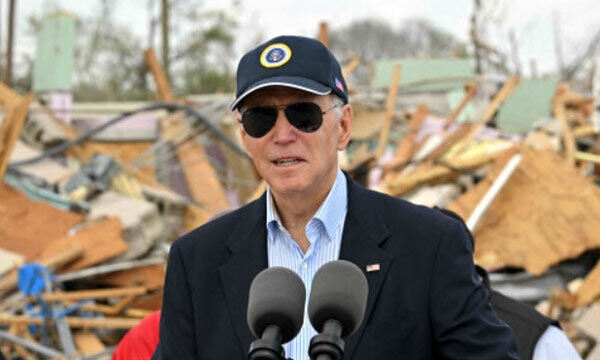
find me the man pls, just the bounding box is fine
[153,35,519,359]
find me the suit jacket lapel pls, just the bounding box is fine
[339,177,393,360]
[219,194,269,357]
[217,178,394,359]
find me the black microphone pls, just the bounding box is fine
[247,267,306,360]
[307,260,369,360]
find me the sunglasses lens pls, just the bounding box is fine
[241,102,325,138]
[285,102,323,133]
[241,107,277,138]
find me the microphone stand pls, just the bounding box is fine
[309,320,345,360]
[248,325,287,360]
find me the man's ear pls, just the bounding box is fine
[337,104,352,151]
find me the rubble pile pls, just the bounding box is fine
[0,45,599,359]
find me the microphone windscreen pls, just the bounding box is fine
[308,260,368,337]
[247,267,306,343]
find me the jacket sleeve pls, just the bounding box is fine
[153,241,198,359]
[429,218,521,359]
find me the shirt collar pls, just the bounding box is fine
[266,168,347,241]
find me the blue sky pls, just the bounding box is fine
[13,0,600,76]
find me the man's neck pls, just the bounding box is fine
[270,172,338,253]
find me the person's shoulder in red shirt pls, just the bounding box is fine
[112,310,161,360]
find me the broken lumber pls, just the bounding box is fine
[445,82,477,126]
[0,93,33,179]
[452,76,520,155]
[159,113,230,226]
[30,286,148,303]
[0,314,141,330]
[374,64,401,161]
[448,147,600,275]
[553,89,576,166]
[144,48,175,102]
[0,244,83,294]
[382,104,429,174]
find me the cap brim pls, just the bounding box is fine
[230,76,332,110]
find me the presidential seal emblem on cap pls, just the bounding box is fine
[260,43,292,68]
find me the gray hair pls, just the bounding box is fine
[331,95,345,118]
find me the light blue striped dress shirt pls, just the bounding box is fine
[266,168,348,360]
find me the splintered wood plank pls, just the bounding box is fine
[0,183,84,260]
[0,93,33,178]
[382,162,456,196]
[383,104,428,173]
[342,55,360,80]
[446,82,477,126]
[36,217,128,271]
[451,76,520,156]
[160,114,230,227]
[0,245,83,294]
[0,314,141,329]
[0,248,24,276]
[97,264,165,291]
[319,22,329,47]
[73,331,106,356]
[447,147,600,275]
[374,64,401,161]
[553,92,576,166]
[350,104,387,141]
[575,261,600,307]
[36,286,147,302]
[130,290,163,311]
[0,81,23,109]
[145,48,175,101]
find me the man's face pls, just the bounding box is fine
[239,86,352,202]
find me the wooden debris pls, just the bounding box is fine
[452,76,520,155]
[159,113,230,227]
[0,248,24,277]
[36,217,127,272]
[318,21,329,48]
[0,314,141,330]
[0,81,23,109]
[98,264,165,291]
[382,104,428,174]
[448,148,600,275]
[73,330,106,356]
[0,244,83,295]
[30,286,148,303]
[374,64,401,161]
[144,48,175,102]
[350,103,387,141]
[0,183,84,260]
[574,261,600,307]
[0,93,33,179]
[445,82,477,126]
[553,86,576,166]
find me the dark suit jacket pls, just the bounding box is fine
[154,175,520,359]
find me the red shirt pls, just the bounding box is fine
[112,310,160,360]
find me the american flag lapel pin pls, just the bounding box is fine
[366,263,380,272]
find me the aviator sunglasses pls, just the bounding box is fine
[240,102,340,138]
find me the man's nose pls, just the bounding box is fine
[270,109,297,141]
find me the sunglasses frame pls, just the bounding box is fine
[240,101,340,138]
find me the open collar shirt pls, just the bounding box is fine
[266,168,348,360]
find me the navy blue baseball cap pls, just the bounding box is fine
[230,35,348,110]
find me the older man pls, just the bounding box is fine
[153,35,520,359]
